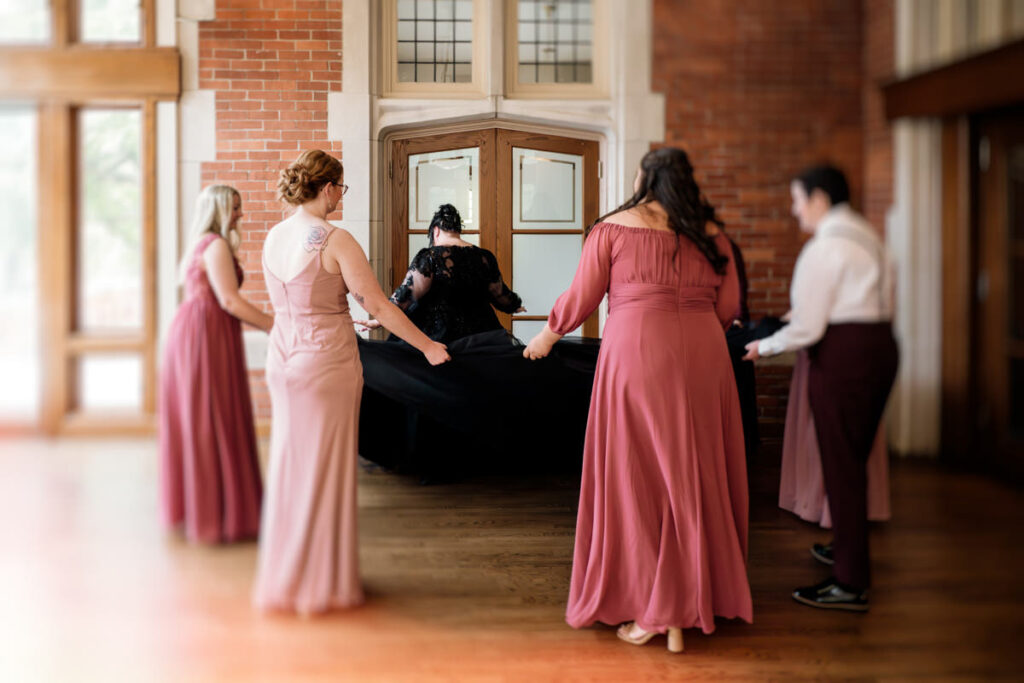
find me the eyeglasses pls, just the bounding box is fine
[334,182,349,196]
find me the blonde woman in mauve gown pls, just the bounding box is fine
[158,185,272,544]
[254,150,450,614]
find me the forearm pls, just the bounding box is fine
[757,316,826,356]
[372,301,436,352]
[222,296,273,332]
[537,323,562,346]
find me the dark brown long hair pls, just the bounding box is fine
[588,147,727,273]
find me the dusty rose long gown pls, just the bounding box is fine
[553,222,753,635]
[253,227,364,613]
[779,350,891,528]
[158,232,263,544]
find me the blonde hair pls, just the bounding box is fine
[178,184,241,282]
[277,149,343,205]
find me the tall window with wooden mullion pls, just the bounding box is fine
[0,0,178,435]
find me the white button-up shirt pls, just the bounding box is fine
[757,204,895,357]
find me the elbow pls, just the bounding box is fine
[219,295,242,317]
[360,294,388,318]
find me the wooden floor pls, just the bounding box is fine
[0,439,1021,682]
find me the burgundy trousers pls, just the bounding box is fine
[808,322,898,589]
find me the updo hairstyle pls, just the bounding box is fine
[277,149,344,205]
[428,203,463,246]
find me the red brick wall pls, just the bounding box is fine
[651,0,873,453]
[197,0,343,424]
[863,0,894,232]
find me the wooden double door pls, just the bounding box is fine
[389,128,600,338]
[974,111,1024,476]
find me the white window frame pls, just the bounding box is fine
[380,0,490,98]
[503,0,608,99]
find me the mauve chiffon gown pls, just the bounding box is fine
[158,233,263,544]
[253,227,364,613]
[553,222,753,635]
[779,350,891,528]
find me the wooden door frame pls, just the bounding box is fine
[389,128,496,291]
[388,125,602,338]
[495,128,600,337]
[940,107,1024,473]
[0,0,180,435]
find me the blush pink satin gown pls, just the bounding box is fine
[253,227,364,613]
[553,223,753,635]
[158,233,263,544]
[779,350,891,528]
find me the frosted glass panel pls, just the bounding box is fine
[77,354,142,412]
[513,147,582,230]
[0,0,50,43]
[408,147,479,231]
[513,319,579,342]
[513,234,581,315]
[0,107,40,420]
[81,0,141,43]
[78,109,143,332]
[407,231,480,258]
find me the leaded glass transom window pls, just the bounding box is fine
[396,0,474,83]
[516,0,592,84]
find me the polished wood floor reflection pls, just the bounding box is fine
[0,438,1021,681]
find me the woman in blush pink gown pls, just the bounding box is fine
[779,349,891,530]
[253,150,449,615]
[159,185,273,544]
[525,148,752,654]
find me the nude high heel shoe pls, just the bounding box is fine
[616,623,685,653]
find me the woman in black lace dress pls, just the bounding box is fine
[354,205,595,477]
[357,204,523,342]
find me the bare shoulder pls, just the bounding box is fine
[202,234,231,258]
[601,207,650,228]
[302,221,336,252]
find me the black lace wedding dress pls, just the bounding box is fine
[389,245,522,343]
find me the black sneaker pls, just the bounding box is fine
[792,577,869,612]
[810,542,834,566]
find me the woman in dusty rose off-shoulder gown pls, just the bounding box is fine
[525,148,753,653]
[159,185,273,544]
[253,150,449,615]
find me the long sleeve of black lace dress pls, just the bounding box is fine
[481,250,522,314]
[390,249,434,313]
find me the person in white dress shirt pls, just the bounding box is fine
[744,164,898,611]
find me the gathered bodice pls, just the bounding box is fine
[184,233,243,302]
[548,222,741,336]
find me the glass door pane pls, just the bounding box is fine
[80,0,142,43]
[0,106,40,421]
[512,147,583,231]
[77,108,143,332]
[76,353,142,412]
[408,146,480,231]
[510,146,585,334]
[0,0,50,44]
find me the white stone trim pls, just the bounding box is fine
[338,0,665,338]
